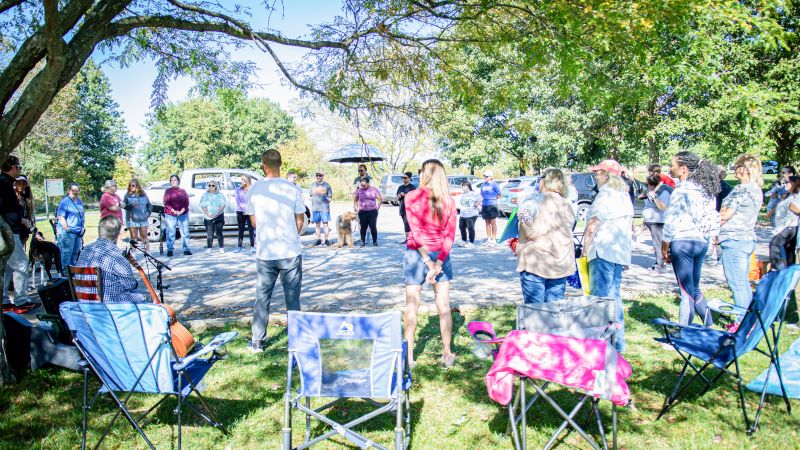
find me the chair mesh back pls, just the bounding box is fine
[288,311,402,399]
[517,296,616,340]
[67,266,103,302]
[736,266,800,355]
[60,302,174,394]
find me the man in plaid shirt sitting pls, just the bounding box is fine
[75,215,148,303]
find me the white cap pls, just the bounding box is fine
[483,170,493,177]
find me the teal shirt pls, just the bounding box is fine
[200,192,227,219]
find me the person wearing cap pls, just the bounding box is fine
[99,180,123,222]
[310,171,333,246]
[479,169,502,245]
[14,175,36,246]
[396,171,416,243]
[582,159,633,353]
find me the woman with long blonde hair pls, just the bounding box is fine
[718,154,764,329]
[403,159,458,368]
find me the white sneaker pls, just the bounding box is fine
[218,247,225,253]
[457,241,465,247]
[234,247,244,253]
[249,247,256,255]
[205,248,213,254]
[465,242,475,249]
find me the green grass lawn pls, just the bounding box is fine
[35,210,101,244]
[2,292,800,449]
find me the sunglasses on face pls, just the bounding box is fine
[316,174,323,177]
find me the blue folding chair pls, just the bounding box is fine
[653,265,800,434]
[282,310,411,450]
[59,302,237,449]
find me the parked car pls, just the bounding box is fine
[144,168,310,241]
[762,160,779,174]
[499,176,540,216]
[379,173,405,204]
[570,172,647,221]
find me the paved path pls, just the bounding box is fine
[101,202,771,330]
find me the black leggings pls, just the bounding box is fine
[769,226,797,269]
[358,209,379,244]
[237,211,254,247]
[204,216,224,248]
[459,216,477,243]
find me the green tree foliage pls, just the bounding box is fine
[142,93,296,179]
[74,59,133,197]
[17,60,129,200]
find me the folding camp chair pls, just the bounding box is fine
[67,266,103,302]
[654,265,800,435]
[59,302,237,449]
[509,297,625,450]
[282,310,411,450]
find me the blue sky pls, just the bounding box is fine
[99,1,344,143]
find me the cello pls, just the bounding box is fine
[126,250,195,357]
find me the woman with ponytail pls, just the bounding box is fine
[403,159,458,368]
[662,151,721,327]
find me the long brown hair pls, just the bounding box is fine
[127,179,143,195]
[419,159,451,224]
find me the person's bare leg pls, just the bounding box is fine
[323,222,329,241]
[315,222,321,241]
[433,281,454,359]
[129,227,138,244]
[404,284,422,364]
[139,226,150,251]
[485,220,492,243]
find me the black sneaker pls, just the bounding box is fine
[360,241,366,247]
[183,250,192,255]
[313,239,322,246]
[247,341,264,353]
[373,242,378,247]
[324,240,331,246]
[167,250,174,257]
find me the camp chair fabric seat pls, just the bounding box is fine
[59,302,236,449]
[283,310,410,450]
[653,265,800,435]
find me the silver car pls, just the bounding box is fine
[498,176,540,215]
[379,173,406,204]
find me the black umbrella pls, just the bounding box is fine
[328,143,386,163]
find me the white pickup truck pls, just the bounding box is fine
[144,168,309,241]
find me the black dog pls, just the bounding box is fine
[29,230,62,280]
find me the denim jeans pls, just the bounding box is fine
[670,240,713,327]
[251,255,302,345]
[588,257,625,353]
[2,234,30,305]
[57,231,82,273]
[164,213,190,252]
[720,239,755,316]
[519,271,567,304]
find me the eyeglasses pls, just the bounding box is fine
[209,185,217,188]
[402,176,409,180]
[358,170,365,173]
[13,165,22,170]
[316,174,323,177]
[483,175,490,178]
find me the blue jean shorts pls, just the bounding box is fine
[404,249,453,285]
[127,220,148,228]
[311,211,331,223]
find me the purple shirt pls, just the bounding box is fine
[355,186,381,211]
[163,187,189,216]
[235,186,248,212]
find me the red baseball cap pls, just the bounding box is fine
[589,159,623,176]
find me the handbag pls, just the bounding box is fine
[576,256,591,296]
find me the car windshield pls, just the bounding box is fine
[448,176,472,186]
[504,180,521,189]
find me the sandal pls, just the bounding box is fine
[441,353,457,369]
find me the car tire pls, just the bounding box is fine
[147,215,162,242]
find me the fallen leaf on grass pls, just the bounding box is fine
[713,434,723,443]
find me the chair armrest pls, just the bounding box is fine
[706,298,746,316]
[174,331,238,370]
[653,318,685,328]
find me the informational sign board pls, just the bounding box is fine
[45,178,64,197]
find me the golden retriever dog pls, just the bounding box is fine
[336,211,357,248]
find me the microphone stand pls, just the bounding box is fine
[130,241,171,303]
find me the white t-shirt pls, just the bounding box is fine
[773,193,800,236]
[587,185,634,266]
[459,191,481,218]
[246,178,306,261]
